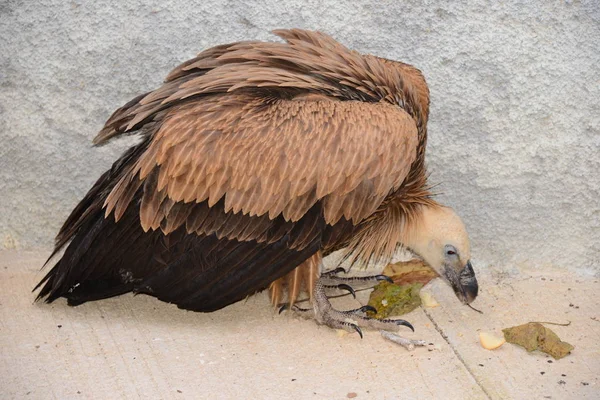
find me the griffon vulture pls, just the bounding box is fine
[35,29,478,346]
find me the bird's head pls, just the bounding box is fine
[404,206,478,304]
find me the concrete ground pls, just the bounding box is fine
[1,251,598,400]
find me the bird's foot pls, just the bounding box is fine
[281,278,418,348]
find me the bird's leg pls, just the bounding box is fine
[312,278,412,334]
[312,278,425,351]
[281,279,425,350]
[280,257,426,350]
[319,267,427,349]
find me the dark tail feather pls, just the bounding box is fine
[34,211,106,302]
[34,139,149,302]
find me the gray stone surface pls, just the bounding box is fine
[1,1,599,271]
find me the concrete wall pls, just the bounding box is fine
[1,0,599,272]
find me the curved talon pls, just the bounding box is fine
[358,305,377,314]
[351,324,363,339]
[336,284,356,298]
[394,319,415,332]
[279,304,289,314]
[375,275,394,283]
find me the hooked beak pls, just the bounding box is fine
[446,260,478,304]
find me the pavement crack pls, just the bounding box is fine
[422,307,493,400]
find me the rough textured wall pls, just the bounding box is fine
[1,0,599,272]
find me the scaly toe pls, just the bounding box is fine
[323,267,347,276]
[342,305,377,316]
[279,303,311,315]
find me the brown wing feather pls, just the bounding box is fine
[106,94,417,233]
[95,28,427,245]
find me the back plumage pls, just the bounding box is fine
[35,29,440,312]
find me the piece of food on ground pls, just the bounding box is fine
[479,331,506,350]
[419,291,440,308]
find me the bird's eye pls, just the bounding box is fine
[444,245,458,257]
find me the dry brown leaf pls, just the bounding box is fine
[382,259,438,286]
[503,322,574,360]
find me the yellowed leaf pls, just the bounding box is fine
[367,282,422,318]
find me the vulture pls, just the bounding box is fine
[35,29,478,346]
